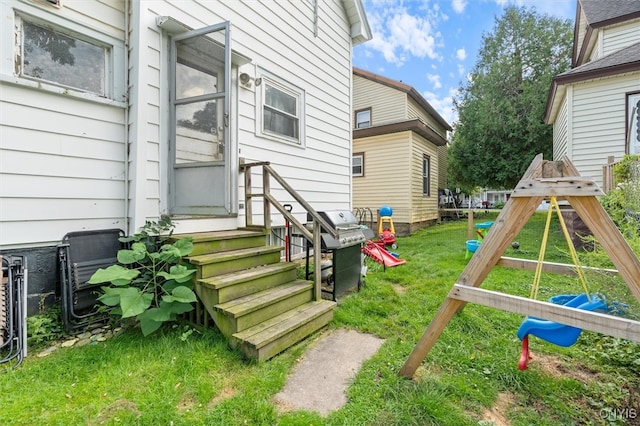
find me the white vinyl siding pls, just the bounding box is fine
[0,78,126,247]
[134,0,356,229]
[553,95,569,161]
[570,73,640,187]
[352,74,406,125]
[1,0,360,247]
[0,0,126,248]
[602,20,640,56]
[352,134,412,224]
[232,0,354,224]
[588,32,602,62]
[575,8,589,62]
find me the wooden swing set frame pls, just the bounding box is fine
[399,154,640,378]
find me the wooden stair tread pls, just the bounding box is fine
[215,280,312,317]
[198,263,297,290]
[232,300,335,348]
[173,229,266,242]
[187,245,282,265]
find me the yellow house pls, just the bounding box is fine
[352,68,451,235]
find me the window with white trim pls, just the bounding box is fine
[355,108,371,128]
[15,15,108,96]
[352,153,364,177]
[257,74,305,145]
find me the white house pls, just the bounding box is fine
[544,0,640,187]
[0,0,371,313]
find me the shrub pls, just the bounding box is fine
[88,219,197,336]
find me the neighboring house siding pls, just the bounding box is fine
[352,133,412,224]
[553,95,570,161]
[602,20,640,56]
[353,75,407,125]
[0,0,127,247]
[570,73,640,185]
[410,134,439,224]
[407,97,447,136]
[437,145,448,190]
[588,32,602,61]
[576,8,588,61]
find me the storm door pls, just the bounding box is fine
[169,22,233,215]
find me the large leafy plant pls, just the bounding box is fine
[88,219,197,336]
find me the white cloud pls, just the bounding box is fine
[451,0,467,13]
[422,88,459,125]
[457,64,465,76]
[362,5,443,66]
[427,73,442,89]
[456,48,467,61]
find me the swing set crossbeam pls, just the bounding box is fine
[449,284,640,342]
[399,154,640,379]
[497,256,619,277]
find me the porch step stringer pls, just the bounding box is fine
[177,229,335,361]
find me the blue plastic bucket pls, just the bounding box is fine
[466,240,481,253]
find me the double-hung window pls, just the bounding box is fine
[352,153,364,177]
[355,108,371,128]
[257,73,305,145]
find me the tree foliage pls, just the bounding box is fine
[448,6,573,190]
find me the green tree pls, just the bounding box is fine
[449,6,573,190]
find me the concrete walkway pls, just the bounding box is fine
[274,328,385,416]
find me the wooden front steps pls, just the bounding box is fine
[176,229,335,361]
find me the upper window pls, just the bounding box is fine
[422,155,430,196]
[355,108,371,128]
[627,92,640,155]
[257,74,305,145]
[352,153,364,177]
[16,16,108,96]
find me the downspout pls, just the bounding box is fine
[313,0,318,37]
[123,0,130,235]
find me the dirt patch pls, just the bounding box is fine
[481,392,514,426]
[207,386,237,409]
[531,353,597,383]
[392,284,406,295]
[91,399,140,424]
[177,395,196,411]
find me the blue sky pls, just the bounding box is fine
[352,0,577,126]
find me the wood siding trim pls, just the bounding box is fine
[353,118,448,146]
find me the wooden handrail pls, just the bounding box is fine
[240,161,337,300]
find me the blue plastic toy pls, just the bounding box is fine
[465,239,480,259]
[517,293,607,370]
[517,293,607,347]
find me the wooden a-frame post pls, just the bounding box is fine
[399,154,640,378]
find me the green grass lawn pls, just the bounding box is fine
[2,213,639,425]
